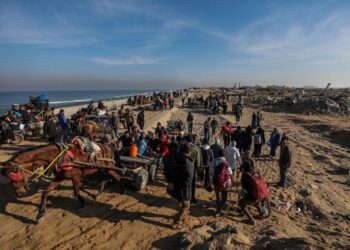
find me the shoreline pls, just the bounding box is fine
[0,90,156,116]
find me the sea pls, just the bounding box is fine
[0,89,157,115]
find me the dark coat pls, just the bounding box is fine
[172,155,194,201]
[231,130,245,149]
[137,112,144,126]
[279,145,292,167]
[241,172,255,200]
[210,143,223,159]
[204,120,210,132]
[44,120,58,138]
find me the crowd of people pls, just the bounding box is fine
[1,88,293,230]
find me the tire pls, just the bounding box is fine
[134,169,149,191]
[12,134,24,144]
[149,164,157,182]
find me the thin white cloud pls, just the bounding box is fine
[88,56,168,66]
[227,8,350,65]
[0,4,97,47]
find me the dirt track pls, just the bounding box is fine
[0,89,350,249]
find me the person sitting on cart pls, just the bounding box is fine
[117,131,133,154]
[130,125,140,143]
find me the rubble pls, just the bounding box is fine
[179,222,250,250]
[252,236,313,250]
[245,87,350,115]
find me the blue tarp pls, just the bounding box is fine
[37,94,49,101]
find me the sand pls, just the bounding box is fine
[0,88,349,249]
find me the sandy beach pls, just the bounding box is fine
[0,87,349,249]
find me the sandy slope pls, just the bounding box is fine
[0,89,349,249]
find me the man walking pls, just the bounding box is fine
[124,109,134,134]
[279,139,292,188]
[188,135,201,204]
[168,144,194,229]
[110,111,119,139]
[57,109,69,139]
[137,110,145,130]
[204,117,211,142]
[210,117,219,135]
[187,112,194,134]
[211,149,233,217]
[44,115,58,143]
[221,121,234,147]
[118,105,126,129]
[224,141,241,177]
[269,128,281,157]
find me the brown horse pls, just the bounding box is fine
[0,142,121,223]
[0,144,62,194]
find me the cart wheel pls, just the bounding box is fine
[149,164,157,182]
[134,169,149,191]
[12,134,24,144]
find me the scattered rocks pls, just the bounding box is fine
[252,236,313,250]
[233,231,250,245]
[179,222,250,250]
[180,225,213,249]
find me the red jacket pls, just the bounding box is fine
[221,125,234,136]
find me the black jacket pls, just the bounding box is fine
[187,114,194,122]
[241,172,255,200]
[279,145,292,167]
[172,155,194,201]
[44,120,58,138]
[137,112,144,125]
[155,126,166,139]
[204,121,210,132]
[210,119,218,129]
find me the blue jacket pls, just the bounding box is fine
[57,113,68,128]
[270,131,281,146]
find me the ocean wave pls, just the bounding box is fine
[50,99,92,104]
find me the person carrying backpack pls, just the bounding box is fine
[239,161,269,225]
[210,149,234,217]
[253,127,265,157]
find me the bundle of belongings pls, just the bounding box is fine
[73,136,101,157]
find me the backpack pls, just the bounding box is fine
[245,172,269,200]
[214,161,232,191]
[254,134,262,144]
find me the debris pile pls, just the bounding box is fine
[179,221,315,250]
[245,87,350,115]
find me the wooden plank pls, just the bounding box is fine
[119,155,152,165]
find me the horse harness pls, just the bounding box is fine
[6,143,69,189]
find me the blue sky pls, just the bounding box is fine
[1,0,350,90]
